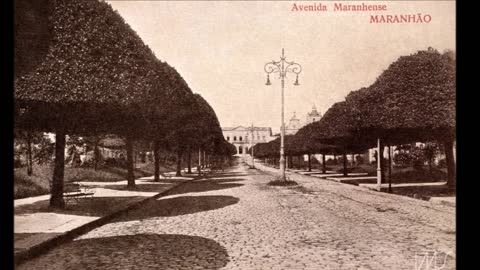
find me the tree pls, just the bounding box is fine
[33,135,55,165]
[14,129,44,175]
[14,0,184,207]
[423,142,440,174]
[345,49,455,186]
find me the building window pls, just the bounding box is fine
[227,136,230,141]
[239,136,242,141]
[239,146,243,154]
[234,136,237,141]
[262,136,265,140]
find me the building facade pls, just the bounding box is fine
[285,105,323,135]
[306,104,322,124]
[222,126,276,155]
[285,112,302,135]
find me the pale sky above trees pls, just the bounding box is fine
[107,0,455,133]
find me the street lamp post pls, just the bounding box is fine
[264,49,302,181]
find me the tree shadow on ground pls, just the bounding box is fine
[140,178,194,184]
[14,196,144,217]
[202,177,246,183]
[91,183,178,193]
[15,232,64,253]
[163,179,244,196]
[116,195,239,221]
[17,234,230,270]
[209,172,248,178]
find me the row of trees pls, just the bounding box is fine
[254,47,455,187]
[14,0,236,208]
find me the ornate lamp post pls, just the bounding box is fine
[264,49,302,181]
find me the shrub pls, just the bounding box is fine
[410,147,426,169]
[325,158,337,166]
[355,155,365,165]
[393,152,410,167]
[437,158,447,168]
[14,158,24,168]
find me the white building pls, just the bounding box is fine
[285,112,302,135]
[306,104,322,124]
[222,126,276,155]
[285,105,323,135]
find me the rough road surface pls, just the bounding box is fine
[18,162,455,270]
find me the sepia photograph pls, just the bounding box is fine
[14,0,456,269]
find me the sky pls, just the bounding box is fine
[106,0,455,133]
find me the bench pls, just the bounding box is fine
[157,172,174,180]
[64,183,95,204]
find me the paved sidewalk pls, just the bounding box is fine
[14,171,195,262]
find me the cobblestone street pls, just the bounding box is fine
[18,162,455,270]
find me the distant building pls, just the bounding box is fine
[222,126,276,155]
[285,105,323,135]
[285,112,302,135]
[306,104,322,124]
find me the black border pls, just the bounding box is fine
[3,0,15,269]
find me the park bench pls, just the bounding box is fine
[63,183,95,204]
[48,181,95,205]
[159,172,173,179]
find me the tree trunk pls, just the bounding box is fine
[308,154,312,172]
[50,130,66,209]
[187,150,192,174]
[134,147,137,169]
[322,154,326,174]
[342,149,348,177]
[176,151,183,177]
[444,140,456,188]
[126,137,135,189]
[93,136,99,171]
[203,151,206,169]
[26,131,33,176]
[198,148,202,176]
[153,140,160,182]
[428,157,433,175]
[388,144,392,193]
[351,153,355,167]
[379,141,386,184]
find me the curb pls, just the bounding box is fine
[14,176,199,266]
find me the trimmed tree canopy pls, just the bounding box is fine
[346,48,455,143]
[14,0,53,78]
[14,0,164,136]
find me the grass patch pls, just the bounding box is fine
[14,168,51,199]
[14,162,177,199]
[389,167,446,183]
[389,185,455,199]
